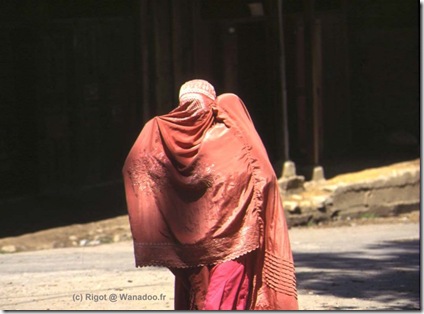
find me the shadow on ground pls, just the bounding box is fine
[294,239,421,310]
[0,183,127,238]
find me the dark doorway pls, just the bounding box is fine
[197,1,283,164]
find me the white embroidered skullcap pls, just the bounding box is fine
[179,79,216,101]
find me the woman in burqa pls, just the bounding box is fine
[122,79,298,310]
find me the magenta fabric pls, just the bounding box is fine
[203,256,252,310]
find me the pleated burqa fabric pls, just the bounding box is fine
[123,92,298,310]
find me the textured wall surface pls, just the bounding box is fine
[280,159,420,226]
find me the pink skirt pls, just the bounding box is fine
[171,253,254,310]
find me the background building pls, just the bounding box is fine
[0,0,419,237]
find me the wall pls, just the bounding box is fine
[281,159,420,226]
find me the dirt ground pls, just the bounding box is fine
[0,210,420,254]
[0,217,420,311]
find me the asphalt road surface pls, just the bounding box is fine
[0,222,420,310]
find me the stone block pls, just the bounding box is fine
[284,159,420,227]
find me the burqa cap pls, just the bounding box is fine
[179,79,216,101]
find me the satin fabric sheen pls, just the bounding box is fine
[123,93,298,309]
[170,254,252,310]
[203,254,252,310]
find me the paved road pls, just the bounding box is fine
[289,223,420,310]
[0,223,420,310]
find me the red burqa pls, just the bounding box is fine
[122,93,298,310]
